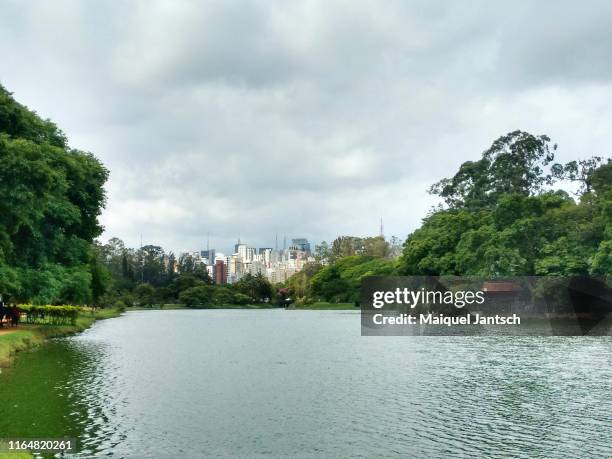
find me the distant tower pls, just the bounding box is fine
[275,234,278,251]
[380,217,384,238]
[140,233,144,283]
[283,235,286,251]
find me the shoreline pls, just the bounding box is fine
[130,302,361,311]
[129,302,358,311]
[0,308,122,368]
[0,303,356,367]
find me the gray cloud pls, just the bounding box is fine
[1,0,611,253]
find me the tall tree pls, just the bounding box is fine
[0,85,108,304]
[430,130,556,209]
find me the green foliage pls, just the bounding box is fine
[551,157,610,195]
[430,130,555,209]
[308,255,395,303]
[233,292,252,305]
[14,264,93,305]
[401,131,611,276]
[314,241,330,261]
[233,273,273,302]
[329,235,390,261]
[0,85,108,305]
[179,286,214,308]
[133,283,156,307]
[113,300,127,312]
[590,162,612,195]
[0,87,67,148]
[21,305,81,325]
[172,274,206,295]
[286,262,323,298]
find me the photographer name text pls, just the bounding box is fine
[372,313,521,326]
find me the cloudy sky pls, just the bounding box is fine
[1,0,611,254]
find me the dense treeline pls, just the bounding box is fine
[0,85,110,305]
[285,131,611,304]
[398,131,611,276]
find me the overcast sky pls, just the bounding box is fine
[1,0,611,254]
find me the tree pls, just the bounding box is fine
[133,283,155,307]
[0,84,108,304]
[590,161,612,196]
[166,252,178,283]
[430,130,556,209]
[314,241,330,261]
[310,266,351,302]
[286,262,323,299]
[171,274,205,296]
[362,236,390,258]
[90,255,111,306]
[179,286,214,308]
[234,272,273,302]
[329,235,390,261]
[551,157,609,195]
[330,236,362,260]
[401,131,611,277]
[139,245,166,286]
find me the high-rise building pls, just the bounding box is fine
[259,248,272,267]
[201,249,215,265]
[227,254,243,283]
[291,238,311,254]
[236,243,247,260]
[214,260,227,284]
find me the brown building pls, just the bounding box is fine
[214,260,227,284]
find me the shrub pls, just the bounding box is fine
[113,300,127,312]
[179,286,213,308]
[233,293,251,305]
[133,283,155,307]
[20,305,81,325]
[211,287,235,305]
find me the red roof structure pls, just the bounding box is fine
[482,282,522,293]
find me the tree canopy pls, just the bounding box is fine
[0,85,109,304]
[400,131,611,276]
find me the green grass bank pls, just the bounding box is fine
[0,308,121,368]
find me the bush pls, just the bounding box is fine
[120,293,135,308]
[211,287,235,305]
[179,286,213,308]
[233,293,251,305]
[113,300,127,312]
[20,305,81,325]
[133,283,155,307]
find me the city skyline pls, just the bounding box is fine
[174,236,317,285]
[128,226,387,256]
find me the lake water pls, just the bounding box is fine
[1,310,610,458]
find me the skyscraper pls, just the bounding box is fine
[214,259,227,284]
[291,238,311,254]
[201,249,215,265]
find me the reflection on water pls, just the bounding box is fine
[1,310,611,458]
